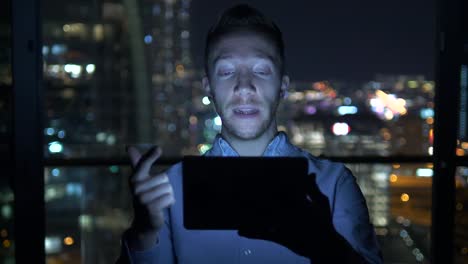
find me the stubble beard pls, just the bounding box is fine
[214,96,280,140]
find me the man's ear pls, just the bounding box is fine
[280,75,290,99]
[202,76,213,98]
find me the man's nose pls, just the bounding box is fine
[234,70,256,95]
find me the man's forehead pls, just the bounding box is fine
[213,52,275,63]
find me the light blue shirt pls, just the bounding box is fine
[119,132,382,263]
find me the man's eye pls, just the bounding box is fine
[253,66,272,76]
[218,70,234,76]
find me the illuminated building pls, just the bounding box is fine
[138,0,195,156]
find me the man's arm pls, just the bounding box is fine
[330,165,383,264]
[116,146,177,263]
[116,209,176,264]
[238,163,382,264]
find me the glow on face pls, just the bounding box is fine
[207,32,283,139]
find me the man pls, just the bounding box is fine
[118,4,382,264]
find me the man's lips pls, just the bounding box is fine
[232,106,260,118]
[232,106,260,114]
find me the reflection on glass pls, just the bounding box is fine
[346,163,431,263]
[45,166,132,263]
[44,165,170,263]
[44,163,432,263]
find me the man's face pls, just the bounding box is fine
[203,31,289,140]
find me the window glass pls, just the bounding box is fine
[44,165,170,262]
[347,163,431,263]
[44,163,431,262]
[42,0,435,158]
[42,0,435,263]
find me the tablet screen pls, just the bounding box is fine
[182,156,309,230]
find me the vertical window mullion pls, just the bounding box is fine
[432,0,463,263]
[11,0,45,262]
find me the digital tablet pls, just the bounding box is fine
[182,156,309,230]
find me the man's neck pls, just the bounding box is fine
[221,126,278,157]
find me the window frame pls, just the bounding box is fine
[10,0,467,263]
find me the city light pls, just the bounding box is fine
[214,116,222,126]
[176,64,185,73]
[202,96,211,105]
[109,165,119,173]
[58,130,66,138]
[51,168,60,177]
[373,90,408,118]
[416,168,433,177]
[3,239,10,248]
[400,193,410,202]
[86,64,96,74]
[332,122,350,136]
[144,35,153,44]
[45,236,62,254]
[45,127,55,136]
[304,105,316,115]
[64,64,82,78]
[51,44,66,55]
[420,108,434,119]
[63,24,71,32]
[181,30,190,39]
[79,215,92,230]
[288,91,304,101]
[337,106,358,115]
[106,134,116,145]
[1,205,12,219]
[197,144,211,154]
[462,142,468,149]
[189,115,198,125]
[96,132,106,142]
[407,80,418,89]
[64,236,74,246]
[48,141,63,153]
[42,46,49,56]
[390,174,398,182]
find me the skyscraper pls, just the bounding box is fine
[132,0,194,156]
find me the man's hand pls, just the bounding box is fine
[237,174,357,262]
[126,146,175,251]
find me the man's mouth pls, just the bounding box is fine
[232,106,260,117]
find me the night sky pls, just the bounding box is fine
[190,0,435,82]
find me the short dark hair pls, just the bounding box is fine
[204,4,286,77]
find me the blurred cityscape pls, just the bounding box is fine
[0,0,467,263]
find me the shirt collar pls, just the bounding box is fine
[207,131,293,157]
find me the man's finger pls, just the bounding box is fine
[134,173,169,195]
[138,182,173,204]
[127,146,142,168]
[132,146,162,181]
[147,193,176,212]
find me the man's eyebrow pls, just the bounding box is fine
[212,53,276,65]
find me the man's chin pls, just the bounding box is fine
[225,127,263,140]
